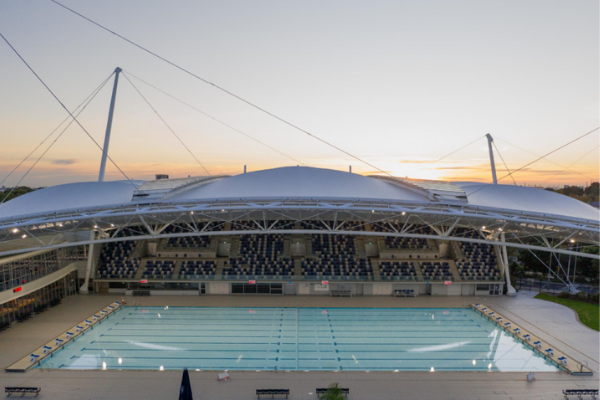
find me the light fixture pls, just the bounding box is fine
[58,223,63,227]
[22,234,27,239]
[498,228,502,232]
[118,358,122,365]
[159,366,164,371]
[430,367,435,372]
[481,226,486,230]
[569,239,575,243]
[94,225,98,229]
[472,360,476,366]
[110,224,114,227]
[12,228,18,233]
[190,211,194,215]
[102,361,107,370]
[401,212,406,216]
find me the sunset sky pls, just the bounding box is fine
[1,0,598,188]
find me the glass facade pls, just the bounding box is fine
[0,247,84,293]
[0,270,78,324]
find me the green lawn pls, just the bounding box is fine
[534,293,599,331]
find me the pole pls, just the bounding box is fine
[485,133,498,185]
[98,67,122,182]
[81,67,121,294]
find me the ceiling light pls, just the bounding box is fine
[12,228,18,233]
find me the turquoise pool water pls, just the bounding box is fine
[37,307,557,371]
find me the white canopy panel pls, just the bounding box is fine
[0,167,597,224]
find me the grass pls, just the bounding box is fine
[534,293,599,331]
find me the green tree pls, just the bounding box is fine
[0,186,40,202]
[319,383,346,400]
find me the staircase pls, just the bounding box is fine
[134,260,148,280]
[447,260,461,282]
[372,259,382,280]
[215,259,226,276]
[294,259,303,277]
[172,260,183,278]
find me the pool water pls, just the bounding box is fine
[37,307,558,372]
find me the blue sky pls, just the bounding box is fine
[0,0,598,187]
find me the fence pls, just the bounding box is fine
[516,279,599,295]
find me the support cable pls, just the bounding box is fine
[0,31,136,188]
[121,73,211,176]
[50,0,392,176]
[540,145,599,185]
[123,70,306,166]
[0,71,114,188]
[467,127,599,196]
[492,142,517,185]
[429,135,486,165]
[494,136,595,182]
[1,71,112,203]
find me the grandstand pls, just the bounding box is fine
[0,166,596,300]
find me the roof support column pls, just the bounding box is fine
[499,232,516,296]
[486,133,498,185]
[79,231,96,294]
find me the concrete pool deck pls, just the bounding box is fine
[0,291,598,399]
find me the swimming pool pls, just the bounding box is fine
[37,307,557,372]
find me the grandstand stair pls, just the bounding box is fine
[131,241,145,258]
[172,260,183,277]
[426,239,439,251]
[293,259,302,276]
[134,260,148,280]
[414,263,425,281]
[305,237,314,257]
[355,237,367,258]
[283,237,291,258]
[230,237,241,258]
[223,222,232,231]
[372,259,382,280]
[215,260,226,276]
[447,260,461,281]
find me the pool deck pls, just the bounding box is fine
[0,291,597,399]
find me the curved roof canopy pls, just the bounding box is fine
[1,166,597,222]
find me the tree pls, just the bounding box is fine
[584,182,599,198]
[319,383,346,400]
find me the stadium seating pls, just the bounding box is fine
[455,229,500,281]
[180,260,216,278]
[223,234,294,277]
[163,222,222,249]
[420,261,453,280]
[379,261,417,280]
[301,235,373,278]
[97,241,139,279]
[142,260,175,278]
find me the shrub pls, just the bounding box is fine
[589,293,599,304]
[557,291,571,299]
[575,292,588,300]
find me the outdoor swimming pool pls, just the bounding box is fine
[37,307,558,371]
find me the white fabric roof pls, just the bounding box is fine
[170,166,427,202]
[0,167,597,222]
[0,181,141,220]
[454,182,599,221]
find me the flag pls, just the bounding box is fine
[179,368,193,400]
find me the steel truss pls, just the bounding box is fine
[0,199,598,258]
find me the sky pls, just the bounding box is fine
[0,0,598,188]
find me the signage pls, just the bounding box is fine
[13,287,22,293]
[140,279,148,283]
[444,281,452,285]
[248,280,256,284]
[321,280,329,285]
